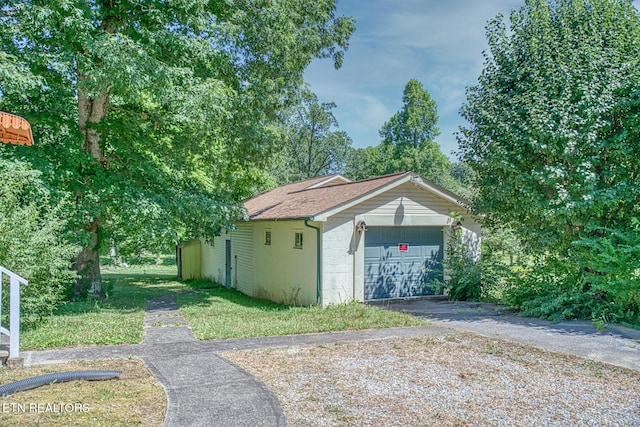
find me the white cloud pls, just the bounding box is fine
[305,1,524,155]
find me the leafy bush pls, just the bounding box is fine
[573,222,640,326]
[502,250,640,326]
[0,157,78,327]
[442,234,483,301]
[439,217,505,302]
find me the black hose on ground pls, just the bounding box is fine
[0,370,121,397]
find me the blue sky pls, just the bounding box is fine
[304,0,639,160]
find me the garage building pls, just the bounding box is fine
[184,172,480,306]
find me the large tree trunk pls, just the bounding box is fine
[75,83,109,297]
[73,220,102,297]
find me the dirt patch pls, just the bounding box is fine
[0,358,165,427]
[224,332,640,426]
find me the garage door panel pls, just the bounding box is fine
[364,226,443,300]
[403,245,422,257]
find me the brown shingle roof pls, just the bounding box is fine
[245,172,413,220]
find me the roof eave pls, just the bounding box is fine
[248,215,323,222]
[312,173,413,221]
[408,175,473,209]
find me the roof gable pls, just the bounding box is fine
[244,172,469,221]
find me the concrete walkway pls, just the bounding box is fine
[23,295,289,427]
[18,296,640,426]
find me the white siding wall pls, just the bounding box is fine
[201,237,225,284]
[321,217,356,305]
[322,181,481,304]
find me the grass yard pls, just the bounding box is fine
[177,280,425,340]
[0,359,165,426]
[20,261,423,350]
[21,264,185,350]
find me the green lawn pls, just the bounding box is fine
[20,265,424,350]
[177,281,425,340]
[21,265,185,350]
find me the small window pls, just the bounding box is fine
[264,230,272,246]
[294,232,303,249]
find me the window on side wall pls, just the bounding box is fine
[264,230,272,246]
[294,232,303,249]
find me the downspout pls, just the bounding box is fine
[304,219,321,305]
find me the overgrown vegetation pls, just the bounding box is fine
[457,0,640,326]
[0,157,78,327]
[437,215,505,303]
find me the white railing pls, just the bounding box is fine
[0,266,28,359]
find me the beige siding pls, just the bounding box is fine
[199,223,256,290]
[178,240,201,280]
[251,221,318,306]
[341,181,460,220]
[230,223,254,294]
[201,237,226,284]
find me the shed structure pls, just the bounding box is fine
[191,172,480,306]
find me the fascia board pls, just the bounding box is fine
[313,175,412,221]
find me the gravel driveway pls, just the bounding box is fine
[224,331,640,426]
[223,300,640,426]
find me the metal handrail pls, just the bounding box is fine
[0,266,28,359]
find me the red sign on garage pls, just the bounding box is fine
[398,243,409,252]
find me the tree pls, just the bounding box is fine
[458,0,640,322]
[380,79,440,148]
[0,1,355,296]
[346,79,453,188]
[344,145,387,181]
[273,89,353,183]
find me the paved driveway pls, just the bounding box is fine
[372,298,640,372]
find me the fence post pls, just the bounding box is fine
[9,274,20,359]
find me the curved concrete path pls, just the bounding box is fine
[18,296,640,426]
[23,295,288,427]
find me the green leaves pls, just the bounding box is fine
[0,0,355,286]
[459,0,640,323]
[380,79,440,149]
[345,79,457,190]
[273,88,353,182]
[0,156,78,326]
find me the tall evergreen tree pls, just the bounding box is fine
[380,79,440,148]
[347,79,452,188]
